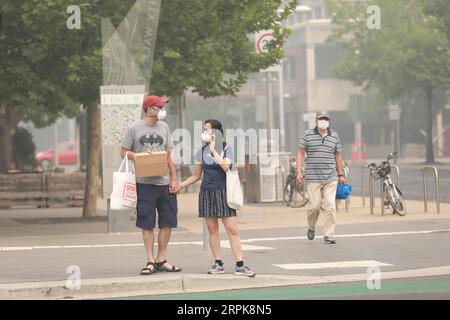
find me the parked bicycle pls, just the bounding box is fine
[283,157,309,207]
[368,151,406,216]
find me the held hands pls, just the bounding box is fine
[173,183,184,194]
[169,179,178,194]
[339,176,346,185]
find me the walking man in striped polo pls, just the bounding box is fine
[296,112,346,244]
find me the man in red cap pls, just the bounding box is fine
[121,95,182,275]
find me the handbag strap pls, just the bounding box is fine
[118,152,130,173]
[222,146,234,172]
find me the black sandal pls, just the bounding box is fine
[156,260,182,272]
[140,262,158,275]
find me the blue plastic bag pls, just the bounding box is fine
[336,183,352,200]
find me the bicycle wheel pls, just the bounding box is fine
[386,184,406,216]
[283,179,295,207]
[284,179,309,208]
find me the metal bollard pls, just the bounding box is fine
[380,179,385,216]
[369,168,375,214]
[361,167,366,207]
[344,166,350,212]
[368,166,401,216]
[422,166,440,214]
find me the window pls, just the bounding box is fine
[313,6,323,19]
[314,44,343,79]
[58,144,69,153]
[284,56,297,81]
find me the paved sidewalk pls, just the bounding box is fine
[3,266,450,300]
[1,192,449,299]
[0,192,447,237]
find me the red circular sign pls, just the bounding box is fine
[256,32,274,54]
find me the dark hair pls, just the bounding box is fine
[205,119,226,149]
[204,119,223,135]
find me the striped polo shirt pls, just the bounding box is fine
[298,127,343,183]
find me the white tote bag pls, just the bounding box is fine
[226,169,243,210]
[110,153,137,210]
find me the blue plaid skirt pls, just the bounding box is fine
[198,188,237,218]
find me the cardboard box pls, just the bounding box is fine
[134,151,169,178]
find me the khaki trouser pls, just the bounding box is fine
[306,180,338,237]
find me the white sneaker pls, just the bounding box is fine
[208,263,225,274]
[235,266,256,277]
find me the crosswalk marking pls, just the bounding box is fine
[241,229,450,243]
[219,241,274,251]
[0,247,33,251]
[0,229,448,252]
[274,260,393,270]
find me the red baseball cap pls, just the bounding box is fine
[142,95,169,111]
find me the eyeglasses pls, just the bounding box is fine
[150,106,166,112]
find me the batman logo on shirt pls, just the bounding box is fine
[139,133,164,147]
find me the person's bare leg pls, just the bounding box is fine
[222,217,243,262]
[142,229,155,263]
[156,227,173,267]
[205,217,221,260]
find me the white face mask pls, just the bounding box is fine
[317,120,329,130]
[201,131,212,143]
[157,109,167,120]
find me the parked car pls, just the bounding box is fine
[35,141,78,169]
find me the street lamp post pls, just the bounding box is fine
[277,5,312,151]
[263,73,277,141]
[278,62,286,151]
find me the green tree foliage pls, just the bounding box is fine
[0,1,78,173]
[1,0,297,215]
[12,126,37,171]
[152,0,296,97]
[325,0,450,162]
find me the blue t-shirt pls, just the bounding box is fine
[194,145,234,190]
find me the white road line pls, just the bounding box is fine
[219,241,274,251]
[241,229,450,243]
[335,230,450,238]
[0,229,449,252]
[0,247,33,251]
[274,260,393,270]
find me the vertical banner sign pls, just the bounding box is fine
[100,0,161,201]
[100,85,145,198]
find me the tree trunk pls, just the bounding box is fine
[82,102,101,217]
[425,87,435,164]
[0,108,20,173]
[170,95,184,129]
[0,121,13,173]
